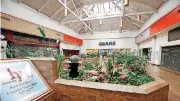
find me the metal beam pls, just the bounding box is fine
[61,11,151,24]
[62,14,121,24]
[125,11,154,16]
[125,7,150,19]
[105,1,121,15]
[38,0,52,12]
[127,16,145,23]
[51,0,72,19]
[125,16,142,28]
[72,22,83,29]
[72,0,80,16]
[58,0,94,33]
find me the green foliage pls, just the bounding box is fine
[59,69,70,80]
[38,27,46,38]
[127,71,154,86]
[81,53,88,58]
[88,53,97,58]
[54,54,64,77]
[104,58,113,71]
[94,61,100,67]
[116,52,147,73]
[83,61,95,70]
[109,54,116,63]
[5,44,16,58]
[57,52,154,86]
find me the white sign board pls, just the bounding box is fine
[0,59,52,101]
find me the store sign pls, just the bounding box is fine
[99,41,116,46]
[0,59,51,101]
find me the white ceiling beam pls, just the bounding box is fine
[125,11,154,16]
[72,22,83,29]
[51,0,72,19]
[125,16,141,28]
[72,0,80,16]
[82,8,90,17]
[62,11,151,24]
[125,7,150,19]
[58,0,94,33]
[105,1,121,15]
[133,23,141,28]
[38,0,52,12]
[127,16,145,23]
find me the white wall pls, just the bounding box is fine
[139,39,153,49]
[80,31,139,53]
[1,0,80,38]
[60,42,80,50]
[81,31,138,39]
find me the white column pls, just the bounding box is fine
[151,36,156,64]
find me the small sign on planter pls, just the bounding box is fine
[99,41,116,46]
[0,59,53,101]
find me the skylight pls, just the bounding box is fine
[84,1,123,18]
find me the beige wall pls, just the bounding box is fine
[1,13,63,40]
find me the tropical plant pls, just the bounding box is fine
[83,61,95,70]
[88,53,97,58]
[81,53,87,58]
[116,52,147,73]
[109,53,116,63]
[54,54,64,77]
[104,58,113,72]
[5,44,16,58]
[94,61,100,68]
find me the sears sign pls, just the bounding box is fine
[99,41,116,46]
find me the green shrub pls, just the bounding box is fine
[104,58,113,71]
[80,53,87,58]
[83,61,95,70]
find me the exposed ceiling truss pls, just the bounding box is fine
[13,0,166,34]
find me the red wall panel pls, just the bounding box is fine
[64,34,83,45]
[150,5,180,35]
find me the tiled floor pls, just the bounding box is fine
[146,64,180,101]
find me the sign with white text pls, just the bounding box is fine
[0,59,52,101]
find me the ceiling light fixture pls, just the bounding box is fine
[124,0,129,6]
[100,19,102,25]
[64,0,67,16]
[120,18,123,27]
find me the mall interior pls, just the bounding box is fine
[0,0,180,101]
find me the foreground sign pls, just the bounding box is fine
[0,59,53,101]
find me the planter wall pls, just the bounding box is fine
[30,57,58,83]
[52,78,169,101]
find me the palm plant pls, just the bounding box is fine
[104,58,113,73]
[5,44,17,58]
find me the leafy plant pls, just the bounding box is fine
[88,53,97,58]
[54,54,64,77]
[94,61,100,68]
[109,54,116,63]
[83,61,95,70]
[5,44,16,58]
[38,27,46,38]
[104,58,113,72]
[81,53,87,58]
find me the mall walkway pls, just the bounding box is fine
[146,64,180,101]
